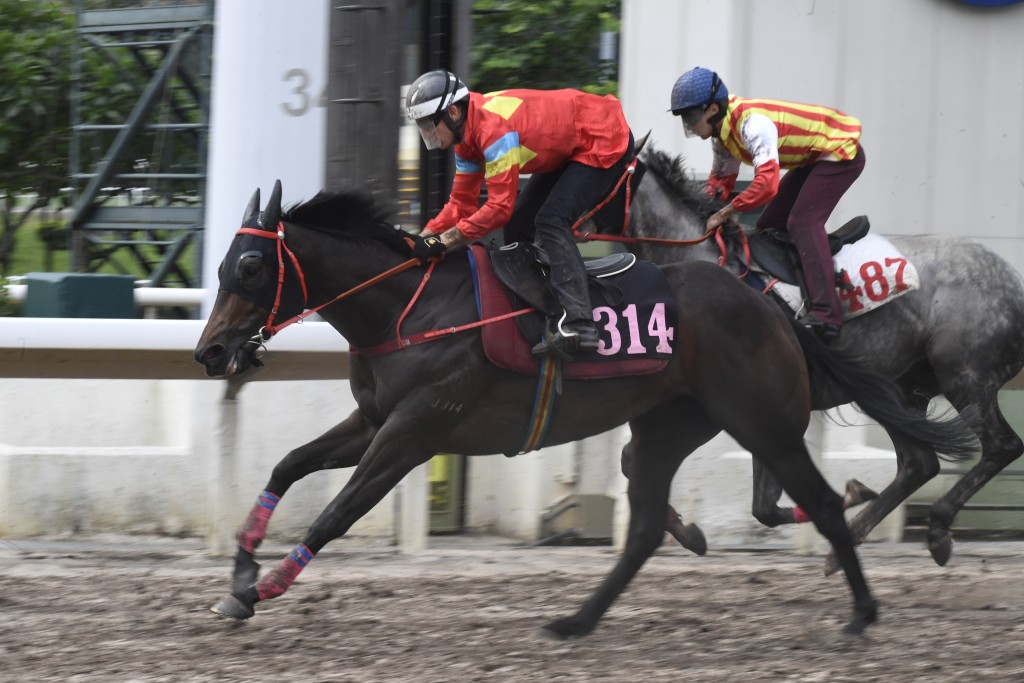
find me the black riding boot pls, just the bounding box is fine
[530,230,599,358]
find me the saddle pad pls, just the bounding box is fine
[759,233,919,321]
[468,245,673,379]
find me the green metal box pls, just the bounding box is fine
[22,272,137,319]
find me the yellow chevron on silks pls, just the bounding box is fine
[518,145,537,167]
[482,95,523,120]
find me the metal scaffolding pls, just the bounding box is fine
[69,1,212,289]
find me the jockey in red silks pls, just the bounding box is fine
[671,66,864,341]
[405,69,635,358]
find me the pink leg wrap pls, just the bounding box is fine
[792,507,812,524]
[255,543,315,602]
[237,491,280,553]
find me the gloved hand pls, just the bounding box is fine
[705,173,737,201]
[411,234,447,262]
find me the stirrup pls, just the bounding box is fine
[531,313,597,360]
[798,314,841,341]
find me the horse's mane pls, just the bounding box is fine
[283,189,411,254]
[640,145,724,220]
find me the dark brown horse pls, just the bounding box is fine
[589,145,1024,572]
[194,180,976,637]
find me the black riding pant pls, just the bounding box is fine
[503,133,634,323]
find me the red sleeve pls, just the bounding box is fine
[454,166,518,240]
[423,171,484,235]
[730,160,780,213]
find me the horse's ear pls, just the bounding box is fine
[260,179,283,230]
[242,188,260,225]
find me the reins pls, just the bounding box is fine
[236,222,534,355]
[238,223,423,341]
[568,162,750,271]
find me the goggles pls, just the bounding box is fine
[676,106,707,138]
[415,116,444,150]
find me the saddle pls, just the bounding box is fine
[488,240,636,317]
[744,215,870,287]
[467,243,675,379]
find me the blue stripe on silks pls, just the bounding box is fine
[482,131,520,163]
[455,154,483,174]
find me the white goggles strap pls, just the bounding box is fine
[406,85,469,121]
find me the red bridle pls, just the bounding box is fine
[234,222,422,342]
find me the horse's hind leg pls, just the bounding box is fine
[228,409,378,594]
[544,399,719,638]
[927,389,1023,565]
[620,439,707,555]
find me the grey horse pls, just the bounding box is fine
[589,145,1024,572]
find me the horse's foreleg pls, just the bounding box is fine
[212,416,436,620]
[759,444,877,636]
[227,409,379,596]
[545,402,717,639]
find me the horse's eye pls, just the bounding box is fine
[236,251,268,289]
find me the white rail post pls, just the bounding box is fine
[396,462,429,553]
[209,378,245,556]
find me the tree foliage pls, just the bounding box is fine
[471,0,620,95]
[0,0,74,273]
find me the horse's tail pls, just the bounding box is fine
[788,318,979,462]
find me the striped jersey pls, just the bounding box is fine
[425,89,631,239]
[712,94,861,175]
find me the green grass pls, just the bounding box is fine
[5,217,198,285]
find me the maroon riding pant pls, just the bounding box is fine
[755,146,866,326]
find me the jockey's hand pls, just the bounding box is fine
[411,234,447,262]
[705,203,738,232]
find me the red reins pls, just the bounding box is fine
[236,223,422,340]
[569,163,751,272]
[234,222,533,353]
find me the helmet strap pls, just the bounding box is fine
[443,104,466,144]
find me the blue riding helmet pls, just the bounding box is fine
[670,67,728,115]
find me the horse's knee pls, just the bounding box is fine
[620,441,636,478]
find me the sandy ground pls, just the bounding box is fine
[1,536,1022,683]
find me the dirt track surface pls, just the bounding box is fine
[1,537,1023,683]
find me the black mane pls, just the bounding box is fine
[641,145,724,220]
[283,188,411,253]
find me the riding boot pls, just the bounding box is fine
[790,227,843,338]
[530,229,599,358]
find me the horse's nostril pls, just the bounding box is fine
[197,344,225,364]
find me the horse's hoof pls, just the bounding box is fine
[540,617,594,640]
[843,479,879,507]
[928,529,953,566]
[842,604,878,636]
[822,551,841,577]
[210,594,255,620]
[668,522,707,556]
[232,554,261,596]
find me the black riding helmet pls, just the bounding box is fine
[406,69,470,149]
